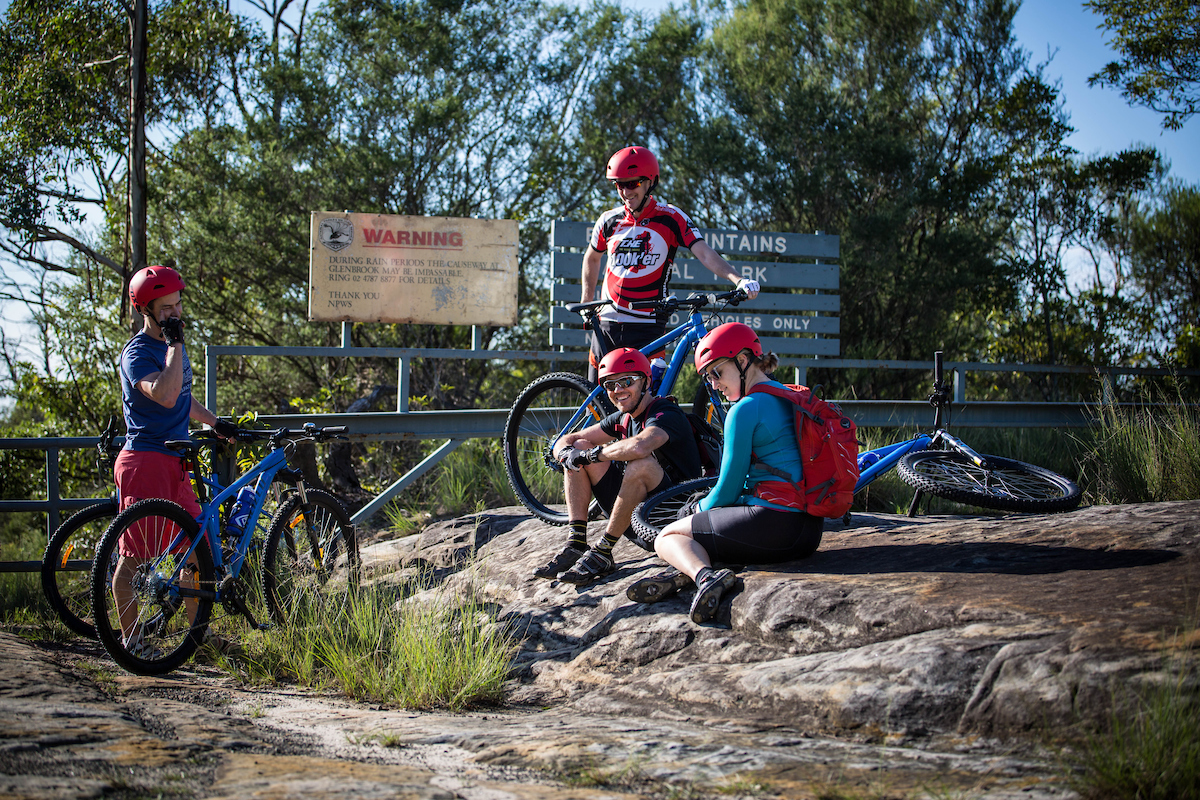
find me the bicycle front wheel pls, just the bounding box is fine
[503,372,615,525]
[261,489,358,626]
[91,499,214,675]
[897,451,1082,513]
[632,477,719,549]
[41,500,119,638]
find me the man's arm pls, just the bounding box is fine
[691,240,760,299]
[553,421,614,461]
[582,426,668,463]
[580,246,603,304]
[135,345,185,409]
[189,397,220,427]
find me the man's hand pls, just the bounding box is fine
[211,418,238,441]
[559,445,602,471]
[160,317,185,346]
[736,278,760,299]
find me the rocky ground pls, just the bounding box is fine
[3,499,1197,799]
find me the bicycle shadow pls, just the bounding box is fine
[767,541,1180,577]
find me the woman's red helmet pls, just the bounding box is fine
[129,265,185,311]
[695,322,762,374]
[598,347,652,381]
[606,146,659,188]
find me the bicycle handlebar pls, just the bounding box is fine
[567,289,747,319]
[194,423,348,447]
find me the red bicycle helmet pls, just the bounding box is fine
[695,322,762,374]
[598,347,652,381]
[129,265,185,311]
[606,146,659,188]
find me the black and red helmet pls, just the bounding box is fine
[129,265,185,311]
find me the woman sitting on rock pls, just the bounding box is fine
[626,322,825,623]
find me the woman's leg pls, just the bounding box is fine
[653,517,711,581]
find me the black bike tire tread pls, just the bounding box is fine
[41,500,118,638]
[90,498,213,675]
[503,372,614,525]
[631,477,719,543]
[896,451,1082,513]
[261,489,356,626]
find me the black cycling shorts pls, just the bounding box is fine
[689,504,824,565]
[591,461,672,517]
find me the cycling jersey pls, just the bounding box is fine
[590,196,703,324]
[700,380,804,512]
[598,396,703,485]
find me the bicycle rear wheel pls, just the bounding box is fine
[41,500,118,638]
[91,499,214,675]
[261,489,358,626]
[503,372,615,525]
[631,477,718,548]
[897,450,1082,513]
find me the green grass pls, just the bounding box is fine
[1066,658,1200,799]
[227,573,516,711]
[1081,396,1200,505]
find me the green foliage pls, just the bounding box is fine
[1082,394,1200,504]
[1086,0,1200,131]
[1068,644,1200,800]
[233,579,516,710]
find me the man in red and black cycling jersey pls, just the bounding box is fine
[581,146,760,381]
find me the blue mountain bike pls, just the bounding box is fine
[632,351,1082,539]
[90,424,357,675]
[503,289,747,525]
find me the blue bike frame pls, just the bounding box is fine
[554,303,724,439]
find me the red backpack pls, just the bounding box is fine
[745,383,860,518]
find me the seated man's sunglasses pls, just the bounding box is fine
[601,375,642,392]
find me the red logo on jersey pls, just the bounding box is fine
[612,231,662,274]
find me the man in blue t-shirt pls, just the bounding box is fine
[111,265,237,657]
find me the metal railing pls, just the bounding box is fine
[4,339,1197,573]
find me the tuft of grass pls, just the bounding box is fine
[232,574,516,711]
[1067,663,1200,799]
[1082,395,1200,505]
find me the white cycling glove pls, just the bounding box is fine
[736,278,760,299]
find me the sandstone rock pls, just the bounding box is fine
[362,500,1200,741]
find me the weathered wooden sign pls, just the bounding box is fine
[309,212,519,325]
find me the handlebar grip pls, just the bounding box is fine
[934,351,944,384]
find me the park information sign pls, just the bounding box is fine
[309,212,519,325]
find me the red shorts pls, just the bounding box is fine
[113,449,201,558]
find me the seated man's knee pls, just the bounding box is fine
[622,456,663,489]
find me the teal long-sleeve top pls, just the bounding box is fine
[699,380,804,512]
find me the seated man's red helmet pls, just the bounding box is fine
[129,265,185,311]
[598,347,652,381]
[695,322,762,374]
[606,146,659,189]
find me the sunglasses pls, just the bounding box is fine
[611,178,646,190]
[702,361,730,385]
[602,375,642,392]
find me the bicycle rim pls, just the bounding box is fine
[504,372,613,524]
[91,499,213,675]
[262,489,358,626]
[897,450,1082,513]
[41,501,118,639]
[631,477,718,547]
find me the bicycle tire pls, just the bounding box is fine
[41,500,118,638]
[91,499,214,675]
[631,477,718,548]
[503,372,615,525]
[897,450,1082,513]
[261,489,358,626]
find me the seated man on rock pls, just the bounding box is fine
[536,348,703,586]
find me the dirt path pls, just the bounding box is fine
[1,631,1076,800]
